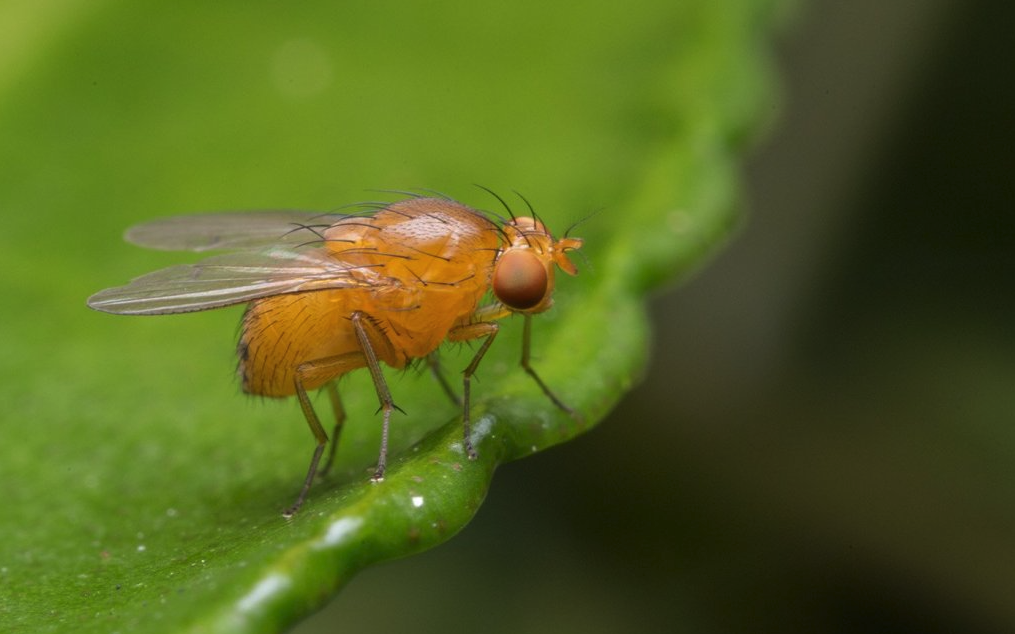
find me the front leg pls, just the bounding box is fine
[446,321,499,459]
[520,314,583,423]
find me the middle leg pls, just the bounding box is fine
[446,321,500,459]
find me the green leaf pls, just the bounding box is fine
[0,1,785,632]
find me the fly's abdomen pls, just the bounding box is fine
[238,291,359,397]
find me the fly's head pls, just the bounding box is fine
[492,217,583,314]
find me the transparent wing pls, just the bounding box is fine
[124,210,352,252]
[87,247,388,315]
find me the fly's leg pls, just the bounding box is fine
[285,313,398,515]
[520,314,583,423]
[287,353,365,517]
[426,351,462,407]
[350,311,403,482]
[317,381,345,479]
[447,322,500,459]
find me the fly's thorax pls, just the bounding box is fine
[321,197,502,287]
[321,198,500,256]
[310,197,508,363]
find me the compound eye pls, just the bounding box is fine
[493,249,548,310]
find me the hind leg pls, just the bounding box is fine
[316,381,345,479]
[284,352,365,517]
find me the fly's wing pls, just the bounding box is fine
[124,210,351,252]
[87,247,388,315]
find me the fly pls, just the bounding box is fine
[88,194,584,515]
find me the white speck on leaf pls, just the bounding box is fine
[314,516,364,549]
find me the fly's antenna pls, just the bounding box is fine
[564,206,604,238]
[571,246,593,272]
[474,184,516,222]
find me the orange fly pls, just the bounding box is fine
[87,193,584,515]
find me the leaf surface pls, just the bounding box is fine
[0,1,784,632]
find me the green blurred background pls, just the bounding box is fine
[2,0,1013,632]
[295,1,1015,633]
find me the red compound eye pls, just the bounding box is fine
[492,249,548,310]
